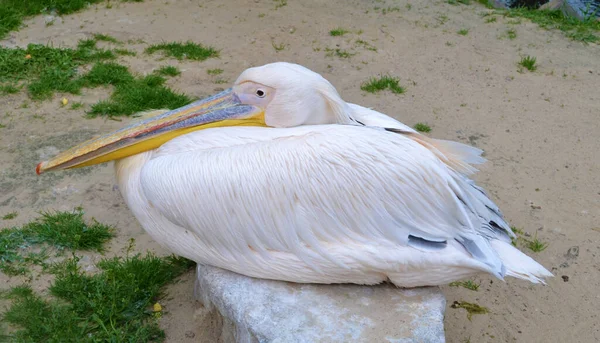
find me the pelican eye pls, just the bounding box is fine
[256,89,266,98]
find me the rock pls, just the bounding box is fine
[561,275,569,282]
[540,0,565,10]
[564,0,600,20]
[185,331,195,338]
[488,0,511,9]
[194,264,446,343]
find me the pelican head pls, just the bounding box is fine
[36,62,354,174]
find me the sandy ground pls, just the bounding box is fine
[1,0,599,342]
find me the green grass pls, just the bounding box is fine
[414,122,432,133]
[0,209,114,275]
[507,28,517,39]
[0,37,194,117]
[70,101,83,110]
[485,16,497,23]
[448,0,471,4]
[458,28,470,35]
[0,84,20,94]
[510,227,548,252]
[155,65,181,77]
[449,280,480,291]
[84,62,135,86]
[0,0,105,39]
[506,8,599,43]
[381,6,401,14]
[88,74,192,118]
[0,39,116,100]
[473,0,600,43]
[145,41,219,61]
[114,48,137,56]
[274,0,287,9]
[355,39,377,51]
[92,33,121,44]
[207,68,224,75]
[361,75,405,94]
[2,212,17,220]
[2,251,194,342]
[511,226,525,235]
[526,233,548,252]
[450,301,489,320]
[324,48,355,58]
[519,55,537,71]
[329,27,349,36]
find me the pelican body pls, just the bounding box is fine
[37,62,552,287]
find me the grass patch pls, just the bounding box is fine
[70,101,83,110]
[526,233,548,252]
[511,226,525,235]
[519,55,537,71]
[274,0,287,9]
[2,251,195,342]
[458,28,470,35]
[485,16,497,23]
[451,301,489,320]
[114,48,137,56]
[2,212,17,220]
[207,68,224,75]
[355,39,377,51]
[145,41,219,61]
[507,28,517,39]
[84,62,135,86]
[476,2,600,43]
[155,65,181,77]
[510,227,548,252]
[448,0,471,4]
[88,74,192,118]
[414,122,432,133]
[0,39,115,100]
[361,75,405,94]
[325,48,355,58]
[0,0,106,39]
[0,84,20,94]
[0,38,194,117]
[329,27,349,36]
[0,209,114,275]
[92,33,120,44]
[449,280,480,291]
[381,6,401,14]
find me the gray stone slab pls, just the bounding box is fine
[194,264,446,343]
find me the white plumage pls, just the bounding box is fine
[110,62,552,287]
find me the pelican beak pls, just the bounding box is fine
[36,88,265,175]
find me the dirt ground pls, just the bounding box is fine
[1,0,599,342]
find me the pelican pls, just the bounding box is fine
[36,62,552,287]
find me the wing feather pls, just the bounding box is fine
[140,125,508,275]
[348,103,486,175]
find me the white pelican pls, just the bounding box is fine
[36,62,552,287]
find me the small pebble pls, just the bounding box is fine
[185,331,195,338]
[561,275,569,282]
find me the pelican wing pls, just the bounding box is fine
[349,103,487,175]
[140,125,512,276]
